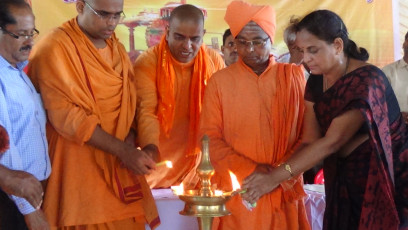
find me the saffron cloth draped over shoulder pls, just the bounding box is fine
[156,35,214,157]
[201,58,309,230]
[28,18,159,229]
[199,1,310,229]
[134,34,224,188]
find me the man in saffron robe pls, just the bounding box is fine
[199,1,310,229]
[134,4,225,189]
[27,0,159,229]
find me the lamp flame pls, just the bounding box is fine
[229,171,241,191]
[214,190,223,196]
[165,161,173,168]
[156,160,173,168]
[171,182,184,195]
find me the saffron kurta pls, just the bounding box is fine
[200,57,310,230]
[28,18,159,229]
[134,41,224,188]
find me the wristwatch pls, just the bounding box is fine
[283,163,294,177]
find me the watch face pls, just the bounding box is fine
[285,164,293,176]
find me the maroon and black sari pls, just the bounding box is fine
[305,65,408,230]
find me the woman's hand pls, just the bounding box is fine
[241,168,279,204]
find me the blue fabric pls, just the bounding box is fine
[0,55,51,215]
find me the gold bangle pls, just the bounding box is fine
[283,163,294,177]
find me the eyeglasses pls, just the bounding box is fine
[0,27,39,40]
[235,37,270,48]
[83,1,126,22]
[225,41,236,48]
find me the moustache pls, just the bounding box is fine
[20,46,32,52]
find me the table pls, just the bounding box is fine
[146,185,326,230]
[146,189,199,230]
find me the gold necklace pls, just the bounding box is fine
[343,57,350,76]
[323,77,328,92]
[323,57,349,92]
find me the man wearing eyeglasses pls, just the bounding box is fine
[28,0,159,229]
[200,1,309,230]
[0,0,51,229]
[134,4,224,189]
[221,29,238,66]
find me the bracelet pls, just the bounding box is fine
[283,163,294,177]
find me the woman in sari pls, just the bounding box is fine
[241,10,408,230]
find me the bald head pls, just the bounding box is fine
[165,4,205,63]
[169,4,204,25]
[76,0,124,47]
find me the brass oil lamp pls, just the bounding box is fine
[175,135,232,230]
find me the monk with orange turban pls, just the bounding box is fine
[134,4,225,189]
[200,1,310,229]
[27,0,159,229]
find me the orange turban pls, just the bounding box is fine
[224,1,276,43]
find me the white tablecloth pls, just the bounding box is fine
[146,189,199,230]
[146,185,326,230]
[303,184,326,230]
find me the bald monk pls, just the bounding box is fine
[134,4,225,189]
[27,0,159,229]
[200,1,310,229]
